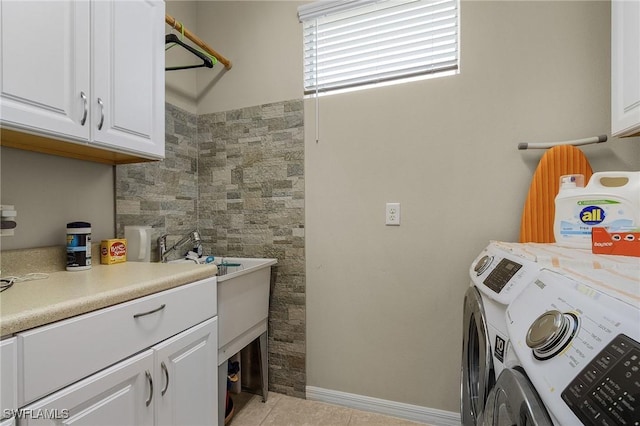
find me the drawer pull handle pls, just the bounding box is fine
[161,361,169,396]
[133,304,166,319]
[145,370,153,407]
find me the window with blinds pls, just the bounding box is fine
[298,0,459,96]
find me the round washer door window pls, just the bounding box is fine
[461,286,495,426]
[483,368,553,426]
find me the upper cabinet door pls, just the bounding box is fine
[91,0,165,158]
[612,0,640,137]
[0,0,91,141]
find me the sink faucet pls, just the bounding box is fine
[158,229,201,262]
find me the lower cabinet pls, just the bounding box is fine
[0,338,16,425]
[0,417,16,426]
[154,317,218,426]
[20,350,155,426]
[19,317,218,426]
[12,277,218,426]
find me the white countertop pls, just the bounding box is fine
[0,262,217,337]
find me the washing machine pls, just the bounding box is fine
[461,242,544,426]
[485,252,640,425]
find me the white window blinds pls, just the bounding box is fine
[298,0,459,95]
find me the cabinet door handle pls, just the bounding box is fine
[133,304,166,319]
[145,370,153,407]
[80,92,88,125]
[97,98,104,130]
[161,361,169,396]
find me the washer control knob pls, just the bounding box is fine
[526,310,564,348]
[474,255,493,275]
[526,310,579,360]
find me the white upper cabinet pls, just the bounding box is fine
[91,0,165,157]
[611,0,640,137]
[0,0,165,161]
[0,1,91,141]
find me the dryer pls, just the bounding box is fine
[461,242,543,426]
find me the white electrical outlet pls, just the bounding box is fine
[385,202,400,225]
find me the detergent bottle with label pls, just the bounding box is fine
[553,171,640,249]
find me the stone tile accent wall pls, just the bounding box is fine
[198,99,306,397]
[115,103,199,261]
[115,100,306,398]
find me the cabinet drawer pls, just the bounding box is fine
[17,277,216,406]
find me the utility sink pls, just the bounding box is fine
[212,257,277,357]
[169,255,277,360]
[169,254,276,418]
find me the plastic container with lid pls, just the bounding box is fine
[554,172,640,249]
[66,221,92,271]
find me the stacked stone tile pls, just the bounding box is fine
[115,100,306,398]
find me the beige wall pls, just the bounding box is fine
[303,1,640,412]
[2,0,639,414]
[0,147,115,250]
[194,1,305,114]
[190,0,640,414]
[165,1,199,113]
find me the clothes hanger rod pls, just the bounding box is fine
[165,13,232,70]
[518,134,607,150]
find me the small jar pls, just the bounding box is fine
[66,222,92,271]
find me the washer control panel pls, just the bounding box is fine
[506,269,640,426]
[561,334,640,426]
[469,243,540,306]
[483,258,523,294]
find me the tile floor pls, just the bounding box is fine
[227,392,429,426]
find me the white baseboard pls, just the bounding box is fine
[305,386,461,426]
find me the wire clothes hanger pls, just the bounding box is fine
[165,21,216,71]
[165,14,232,70]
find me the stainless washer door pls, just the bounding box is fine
[461,286,495,426]
[482,368,553,426]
